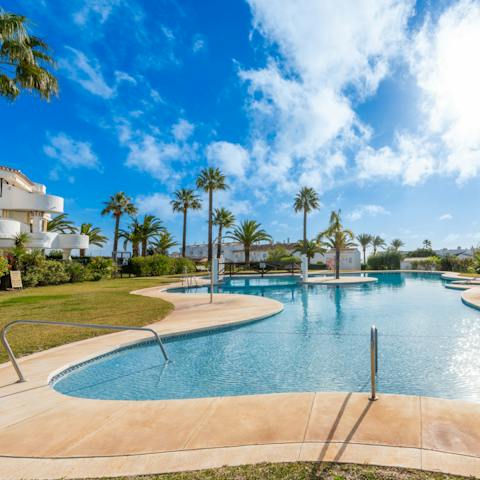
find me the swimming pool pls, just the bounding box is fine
[52,272,480,402]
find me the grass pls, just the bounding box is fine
[459,273,480,278]
[91,462,470,480]
[0,276,181,363]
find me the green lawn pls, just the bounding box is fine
[92,462,469,480]
[0,276,179,363]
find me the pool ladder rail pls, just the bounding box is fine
[369,325,379,401]
[1,320,169,383]
[181,273,199,288]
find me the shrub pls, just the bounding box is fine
[266,246,290,263]
[0,257,9,277]
[46,250,64,260]
[126,255,195,277]
[408,248,436,258]
[65,261,87,283]
[87,257,116,281]
[409,256,441,271]
[22,260,70,287]
[368,251,402,270]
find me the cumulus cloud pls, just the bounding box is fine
[439,213,453,221]
[43,133,100,170]
[172,119,195,141]
[136,193,174,219]
[206,141,250,179]
[73,0,124,25]
[240,0,414,192]
[347,204,390,222]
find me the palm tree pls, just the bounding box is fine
[118,219,142,257]
[390,238,404,252]
[101,192,137,258]
[137,215,165,256]
[0,11,58,100]
[318,210,355,279]
[423,239,432,250]
[356,233,373,264]
[371,235,386,255]
[196,167,228,262]
[293,187,320,250]
[78,223,108,257]
[212,208,235,259]
[171,188,202,257]
[226,220,272,266]
[47,213,77,233]
[14,232,29,249]
[293,239,326,266]
[151,231,178,255]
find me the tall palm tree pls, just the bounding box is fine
[212,208,235,259]
[356,233,373,264]
[171,188,202,257]
[137,215,165,256]
[0,11,58,100]
[293,239,326,266]
[423,239,432,250]
[293,187,320,250]
[101,192,137,258]
[371,235,386,255]
[47,213,77,234]
[390,238,405,252]
[118,219,142,258]
[318,210,355,279]
[151,231,178,255]
[196,167,228,262]
[78,223,108,257]
[226,220,271,266]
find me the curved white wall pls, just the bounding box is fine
[0,185,63,213]
[53,234,89,250]
[0,219,21,237]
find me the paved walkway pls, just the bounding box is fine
[0,282,480,479]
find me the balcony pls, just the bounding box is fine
[0,185,63,213]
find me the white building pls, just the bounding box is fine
[185,241,362,270]
[0,166,88,259]
[434,247,475,259]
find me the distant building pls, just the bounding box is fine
[434,247,475,259]
[185,241,362,270]
[0,166,88,259]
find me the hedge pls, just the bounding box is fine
[367,251,401,270]
[125,255,196,277]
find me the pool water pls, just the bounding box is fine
[53,273,480,402]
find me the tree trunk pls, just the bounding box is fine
[80,248,86,257]
[132,242,139,257]
[335,247,340,279]
[141,239,147,257]
[217,224,223,259]
[303,208,307,246]
[182,208,187,257]
[207,189,213,262]
[245,245,250,266]
[113,214,120,258]
[363,246,366,264]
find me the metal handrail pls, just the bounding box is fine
[1,320,169,383]
[369,325,378,401]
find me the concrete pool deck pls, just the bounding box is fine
[1,281,480,479]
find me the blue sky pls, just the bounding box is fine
[2,0,480,254]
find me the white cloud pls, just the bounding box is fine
[240,0,414,192]
[439,213,453,221]
[410,0,480,182]
[125,134,182,180]
[356,133,436,185]
[172,119,195,141]
[73,0,123,25]
[136,193,174,220]
[60,47,115,99]
[347,204,390,222]
[114,70,137,85]
[192,34,207,53]
[43,133,100,170]
[206,141,250,179]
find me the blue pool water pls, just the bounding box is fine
[53,273,480,402]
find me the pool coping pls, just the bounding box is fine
[0,276,480,479]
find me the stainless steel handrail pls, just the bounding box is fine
[369,325,378,401]
[1,320,169,383]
